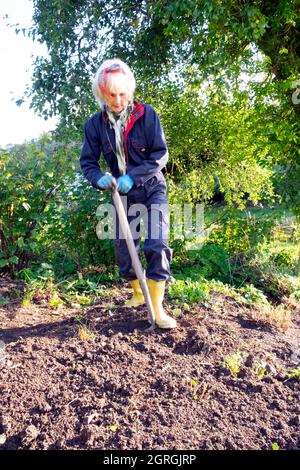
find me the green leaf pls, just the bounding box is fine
[41,263,53,270]
[22,202,31,211]
[0,297,9,306]
[17,237,25,249]
[22,299,30,308]
[109,425,118,432]
[49,297,64,307]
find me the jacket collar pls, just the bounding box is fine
[102,101,144,123]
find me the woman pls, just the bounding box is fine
[80,58,176,329]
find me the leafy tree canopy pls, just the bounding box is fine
[11,0,300,212]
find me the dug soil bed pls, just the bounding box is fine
[0,278,299,450]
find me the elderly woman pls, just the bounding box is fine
[80,58,176,329]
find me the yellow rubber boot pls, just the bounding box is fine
[146,278,177,329]
[125,279,145,307]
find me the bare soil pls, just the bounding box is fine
[0,278,299,450]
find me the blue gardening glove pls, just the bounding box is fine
[117,174,134,194]
[97,174,115,190]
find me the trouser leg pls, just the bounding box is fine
[113,178,172,282]
[144,206,171,281]
[143,186,172,282]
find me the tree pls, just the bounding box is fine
[13,0,300,212]
[20,1,299,121]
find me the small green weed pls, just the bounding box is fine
[287,368,300,381]
[0,296,9,306]
[224,351,243,376]
[190,378,198,399]
[254,360,267,379]
[189,378,208,400]
[237,284,269,306]
[48,292,64,307]
[108,425,118,432]
[74,314,85,323]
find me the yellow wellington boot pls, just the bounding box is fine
[125,279,145,307]
[146,278,177,329]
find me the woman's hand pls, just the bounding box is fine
[117,175,134,193]
[97,174,115,190]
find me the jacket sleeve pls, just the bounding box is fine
[127,106,169,187]
[79,117,104,188]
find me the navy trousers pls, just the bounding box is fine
[113,173,172,281]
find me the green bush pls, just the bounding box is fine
[0,137,116,278]
[39,176,116,276]
[0,137,77,275]
[209,209,276,255]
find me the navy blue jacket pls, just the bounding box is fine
[79,102,168,188]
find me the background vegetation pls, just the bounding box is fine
[1,0,299,312]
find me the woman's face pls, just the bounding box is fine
[105,89,130,113]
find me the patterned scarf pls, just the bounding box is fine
[106,104,133,176]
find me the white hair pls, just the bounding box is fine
[92,58,136,109]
